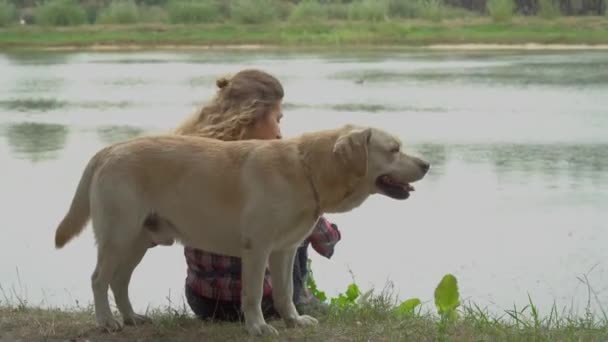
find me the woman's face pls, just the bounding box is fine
[250,102,283,140]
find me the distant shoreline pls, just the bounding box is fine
[30,43,608,52]
[2,18,608,51]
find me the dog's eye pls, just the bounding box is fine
[390,147,400,154]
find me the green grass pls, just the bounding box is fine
[487,0,515,23]
[1,278,607,341]
[1,18,608,49]
[538,0,562,20]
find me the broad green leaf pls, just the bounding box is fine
[345,283,360,302]
[434,274,460,316]
[315,290,327,302]
[330,294,349,308]
[396,298,421,315]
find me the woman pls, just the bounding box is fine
[172,69,341,321]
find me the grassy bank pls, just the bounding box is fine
[1,18,608,50]
[2,299,607,341]
[2,275,607,341]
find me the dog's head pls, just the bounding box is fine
[333,125,429,200]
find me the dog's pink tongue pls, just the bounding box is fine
[407,184,415,191]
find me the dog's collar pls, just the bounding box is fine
[299,151,321,220]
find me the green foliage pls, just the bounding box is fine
[310,269,461,320]
[326,2,348,19]
[306,260,327,303]
[138,0,168,5]
[487,0,514,23]
[274,0,295,19]
[419,0,443,22]
[538,0,560,19]
[1,0,577,27]
[81,1,101,24]
[330,283,360,308]
[434,273,460,321]
[0,0,16,27]
[395,297,422,316]
[347,0,387,22]
[167,0,222,24]
[308,270,461,324]
[231,0,279,24]
[96,0,139,24]
[138,5,168,23]
[36,0,87,26]
[289,0,328,22]
[388,0,424,18]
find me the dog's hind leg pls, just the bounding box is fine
[91,243,123,331]
[268,248,319,328]
[110,235,150,326]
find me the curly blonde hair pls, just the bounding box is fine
[174,69,284,141]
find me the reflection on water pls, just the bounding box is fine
[0,99,132,112]
[411,143,608,185]
[4,122,607,184]
[431,143,608,172]
[2,51,73,66]
[283,102,444,113]
[187,75,217,88]
[0,98,68,112]
[332,53,608,87]
[96,125,146,145]
[3,122,69,162]
[402,61,608,87]
[0,49,607,316]
[11,78,66,94]
[103,78,150,87]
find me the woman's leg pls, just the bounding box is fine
[291,244,330,316]
[292,244,310,304]
[185,285,279,322]
[185,285,241,322]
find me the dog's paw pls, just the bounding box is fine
[123,313,151,326]
[97,316,123,332]
[286,314,318,328]
[245,322,279,336]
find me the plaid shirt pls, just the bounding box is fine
[184,216,341,302]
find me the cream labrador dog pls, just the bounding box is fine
[54,124,429,336]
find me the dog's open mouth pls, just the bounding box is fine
[375,174,415,200]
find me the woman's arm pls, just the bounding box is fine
[306,216,341,259]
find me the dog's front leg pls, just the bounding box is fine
[241,245,278,336]
[269,248,319,329]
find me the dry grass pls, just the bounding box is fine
[1,272,607,341]
[1,298,607,341]
[0,305,430,342]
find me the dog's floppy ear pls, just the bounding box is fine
[332,127,372,178]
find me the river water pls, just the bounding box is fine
[1,48,606,316]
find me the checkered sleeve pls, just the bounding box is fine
[307,216,341,259]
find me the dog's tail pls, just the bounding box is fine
[54,147,109,249]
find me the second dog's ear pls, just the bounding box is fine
[332,127,372,178]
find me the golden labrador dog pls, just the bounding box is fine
[54,124,429,336]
